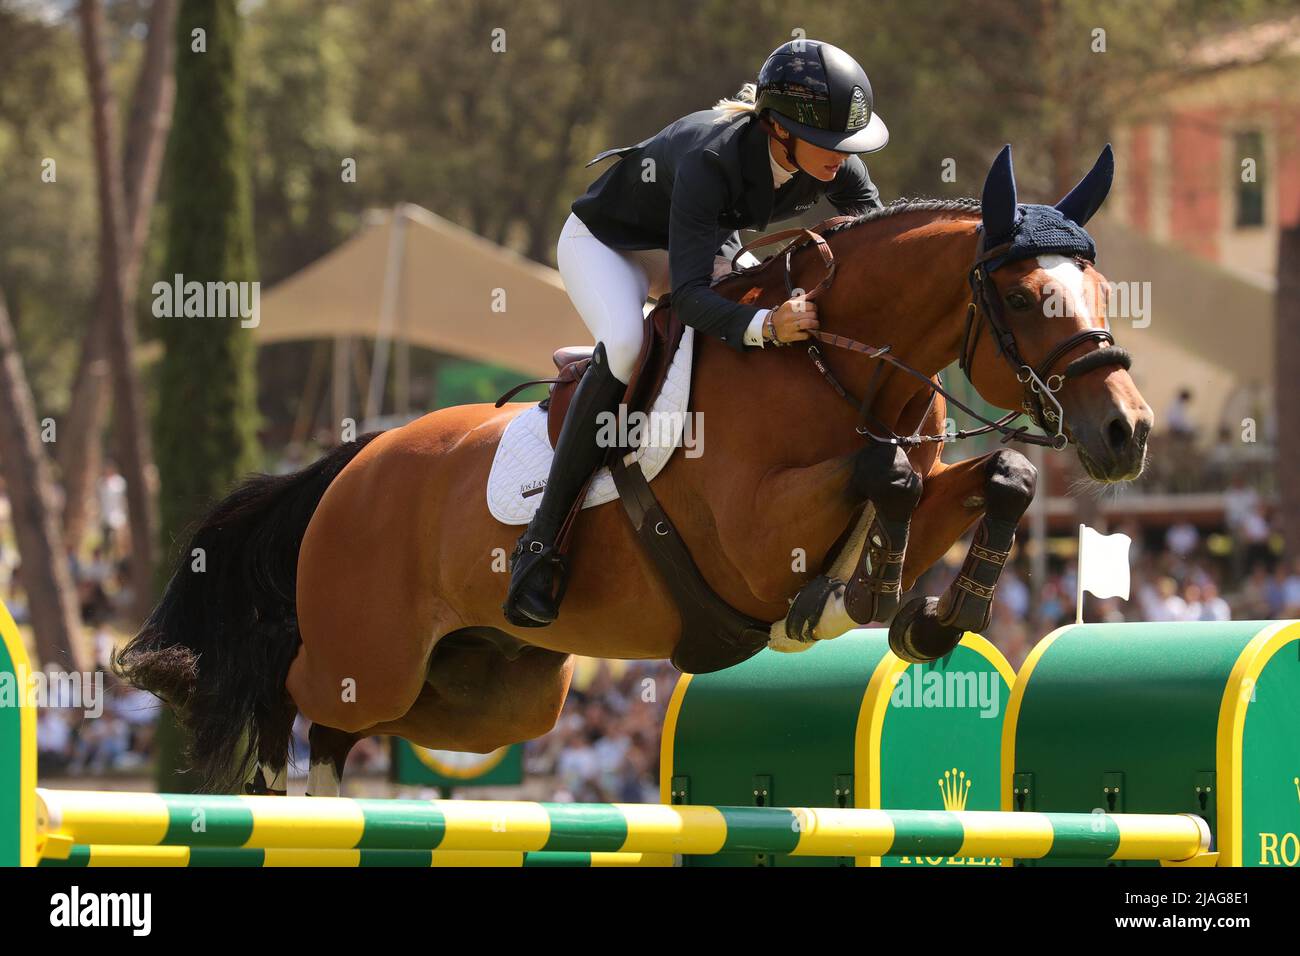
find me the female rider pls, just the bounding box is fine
[505,39,889,627]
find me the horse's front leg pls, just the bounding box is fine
[890,448,1038,663]
[840,442,925,625]
[777,442,922,647]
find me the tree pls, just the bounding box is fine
[60,0,176,555]
[78,0,160,623]
[155,0,260,576]
[150,0,261,793]
[0,287,85,671]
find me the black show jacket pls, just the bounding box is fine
[571,109,882,350]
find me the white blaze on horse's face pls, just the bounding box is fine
[1036,254,1094,325]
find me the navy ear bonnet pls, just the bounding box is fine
[979,143,1113,273]
[984,204,1096,272]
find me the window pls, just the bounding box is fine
[1234,130,1264,228]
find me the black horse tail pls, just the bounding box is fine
[115,433,383,792]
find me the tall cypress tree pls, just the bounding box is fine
[156,0,259,549]
[153,0,260,792]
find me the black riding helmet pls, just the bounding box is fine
[754,39,888,154]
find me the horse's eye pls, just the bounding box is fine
[1005,290,1033,311]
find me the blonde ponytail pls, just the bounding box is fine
[712,82,758,118]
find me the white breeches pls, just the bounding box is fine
[556,212,670,383]
[556,212,759,382]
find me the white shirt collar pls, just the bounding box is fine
[768,139,795,189]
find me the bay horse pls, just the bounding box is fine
[118,145,1152,793]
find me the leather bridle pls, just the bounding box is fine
[732,221,1133,450]
[958,236,1131,449]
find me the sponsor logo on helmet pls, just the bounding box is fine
[847,86,869,131]
[793,101,824,126]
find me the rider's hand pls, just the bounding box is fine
[770,295,819,343]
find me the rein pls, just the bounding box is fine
[738,219,1132,450]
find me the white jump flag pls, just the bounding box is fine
[1076,524,1132,624]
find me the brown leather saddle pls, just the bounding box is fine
[496,304,683,448]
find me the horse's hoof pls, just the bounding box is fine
[785,574,843,643]
[888,596,964,663]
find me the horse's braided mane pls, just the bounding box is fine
[821,197,982,236]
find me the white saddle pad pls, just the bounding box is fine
[487,327,695,525]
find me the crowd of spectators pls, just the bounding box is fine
[32,608,163,780]
[912,517,1297,670]
[525,660,676,803]
[1139,388,1276,495]
[36,680,160,780]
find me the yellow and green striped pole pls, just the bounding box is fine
[36,790,1212,863]
[41,844,668,868]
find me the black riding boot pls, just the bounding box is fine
[503,344,626,626]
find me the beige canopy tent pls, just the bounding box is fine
[256,203,591,429]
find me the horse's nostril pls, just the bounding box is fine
[1106,414,1131,453]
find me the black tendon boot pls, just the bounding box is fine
[503,344,626,626]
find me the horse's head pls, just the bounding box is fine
[966,144,1152,481]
